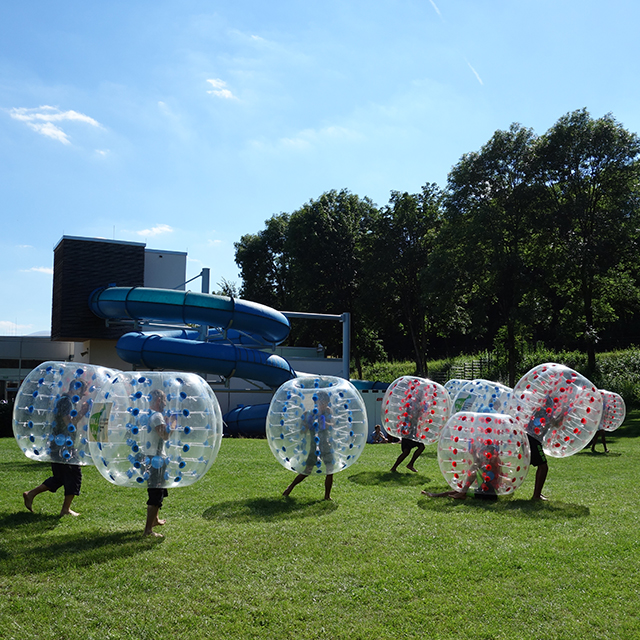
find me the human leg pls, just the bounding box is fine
[60,466,82,516]
[324,474,334,501]
[407,443,425,472]
[24,463,66,512]
[23,484,49,512]
[391,439,412,472]
[283,473,308,496]
[145,488,168,536]
[532,463,548,501]
[527,434,549,500]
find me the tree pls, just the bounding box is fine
[234,213,291,310]
[285,189,379,374]
[363,185,443,375]
[442,123,540,385]
[537,109,640,373]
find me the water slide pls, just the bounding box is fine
[89,286,297,388]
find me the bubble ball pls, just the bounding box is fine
[381,376,451,445]
[444,379,468,401]
[12,361,119,464]
[437,411,531,496]
[508,363,603,458]
[452,379,512,414]
[266,376,368,475]
[598,390,626,432]
[88,371,223,488]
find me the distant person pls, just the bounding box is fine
[372,424,388,444]
[22,395,82,516]
[283,390,335,500]
[144,389,176,537]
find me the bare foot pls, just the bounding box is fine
[60,509,80,517]
[23,491,34,512]
[153,518,166,527]
[144,530,163,537]
[531,494,549,501]
[406,466,418,473]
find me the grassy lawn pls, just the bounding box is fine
[1,412,640,640]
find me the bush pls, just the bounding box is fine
[357,347,640,407]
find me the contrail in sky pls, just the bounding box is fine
[466,60,484,85]
[429,0,442,17]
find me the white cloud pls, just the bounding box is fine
[18,244,34,249]
[20,266,54,274]
[95,149,109,156]
[8,106,103,144]
[206,79,237,100]
[278,125,363,150]
[207,239,223,246]
[0,320,33,335]
[135,224,174,237]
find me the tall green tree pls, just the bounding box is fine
[234,213,291,310]
[363,185,443,375]
[285,189,379,374]
[442,123,540,385]
[537,109,640,373]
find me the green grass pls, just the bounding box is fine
[2,414,640,640]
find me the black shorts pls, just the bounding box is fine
[527,434,547,467]
[43,463,82,496]
[147,488,169,508]
[401,438,424,453]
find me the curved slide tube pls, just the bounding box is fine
[89,287,296,388]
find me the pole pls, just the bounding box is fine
[341,312,350,381]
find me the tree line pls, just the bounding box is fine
[233,109,640,385]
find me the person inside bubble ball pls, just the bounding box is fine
[144,389,176,537]
[423,439,501,501]
[22,395,83,516]
[390,387,426,473]
[525,395,564,501]
[283,390,335,501]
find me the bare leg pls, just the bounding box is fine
[144,505,163,537]
[324,474,334,501]
[60,494,80,517]
[406,444,425,472]
[283,473,307,497]
[23,484,49,512]
[532,463,548,501]
[391,451,409,472]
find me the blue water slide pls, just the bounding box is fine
[89,286,296,387]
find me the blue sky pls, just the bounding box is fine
[2,0,640,335]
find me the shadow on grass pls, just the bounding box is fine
[417,495,590,519]
[347,471,430,487]
[202,496,338,523]
[0,459,51,470]
[0,517,159,576]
